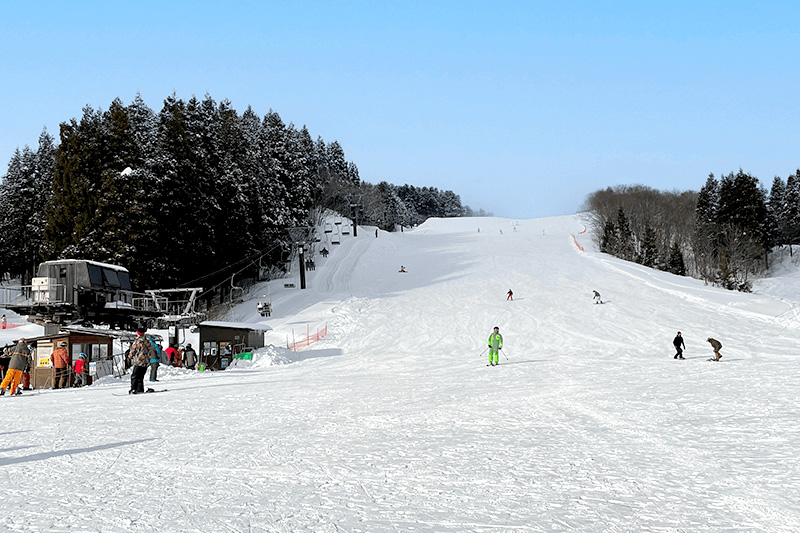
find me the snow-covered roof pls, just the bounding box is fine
[40,259,130,272]
[199,320,272,331]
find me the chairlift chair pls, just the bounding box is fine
[324,223,333,234]
[229,275,245,304]
[341,224,350,235]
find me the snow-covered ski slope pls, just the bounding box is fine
[3,214,800,532]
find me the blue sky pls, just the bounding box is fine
[1,1,799,218]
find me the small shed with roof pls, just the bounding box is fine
[22,329,115,388]
[197,321,272,370]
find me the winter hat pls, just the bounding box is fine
[136,330,145,336]
[58,341,67,347]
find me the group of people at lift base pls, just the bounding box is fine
[0,331,200,396]
[124,330,198,394]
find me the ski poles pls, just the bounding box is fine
[478,346,489,357]
[500,348,509,361]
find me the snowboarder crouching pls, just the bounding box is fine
[592,290,602,304]
[673,332,685,359]
[507,289,513,301]
[707,337,722,361]
[488,327,503,366]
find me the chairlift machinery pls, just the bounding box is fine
[7,259,203,331]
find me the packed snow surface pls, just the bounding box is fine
[2,215,800,532]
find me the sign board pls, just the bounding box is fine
[36,341,54,368]
[90,360,113,378]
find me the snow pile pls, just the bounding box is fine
[227,344,293,369]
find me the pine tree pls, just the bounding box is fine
[667,242,686,276]
[638,223,658,267]
[151,94,212,287]
[769,176,788,248]
[785,170,800,251]
[0,149,36,279]
[693,174,720,283]
[599,220,616,253]
[261,109,292,230]
[615,208,635,261]
[0,129,57,281]
[717,169,771,271]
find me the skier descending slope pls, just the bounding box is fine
[487,326,503,366]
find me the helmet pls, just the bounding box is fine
[79,353,86,359]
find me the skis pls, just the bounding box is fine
[113,388,168,396]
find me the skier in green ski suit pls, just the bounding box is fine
[488,326,503,366]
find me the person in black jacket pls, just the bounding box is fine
[673,332,685,359]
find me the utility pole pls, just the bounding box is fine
[349,194,363,237]
[287,227,313,290]
[298,246,306,290]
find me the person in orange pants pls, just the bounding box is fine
[0,338,32,396]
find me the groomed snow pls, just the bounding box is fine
[2,214,800,532]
